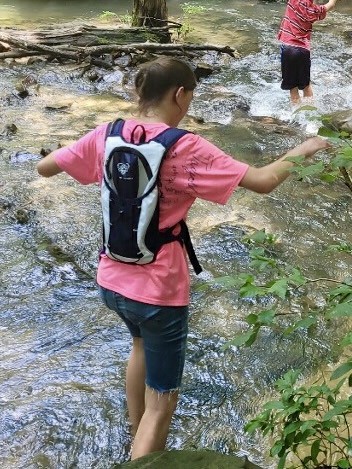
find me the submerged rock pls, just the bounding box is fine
[119,450,263,469]
[328,109,352,133]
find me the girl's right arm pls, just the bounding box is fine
[239,136,331,194]
[324,0,338,12]
[37,151,63,177]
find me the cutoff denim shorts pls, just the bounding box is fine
[99,286,189,393]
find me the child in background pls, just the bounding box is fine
[278,0,339,105]
[37,56,330,461]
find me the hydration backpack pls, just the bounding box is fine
[101,119,202,274]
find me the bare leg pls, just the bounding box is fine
[290,87,301,105]
[303,83,313,99]
[126,337,146,436]
[131,386,179,460]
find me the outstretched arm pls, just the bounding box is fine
[239,137,331,194]
[37,151,63,177]
[323,0,338,12]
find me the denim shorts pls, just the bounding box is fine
[99,286,189,393]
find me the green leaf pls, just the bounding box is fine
[329,283,352,298]
[318,126,341,139]
[244,419,262,434]
[246,313,258,325]
[293,104,318,113]
[286,155,306,165]
[299,161,325,178]
[257,309,276,325]
[320,172,339,183]
[263,400,284,410]
[331,361,352,380]
[267,279,288,299]
[288,268,306,286]
[311,439,321,463]
[322,400,352,421]
[283,421,302,436]
[326,302,352,319]
[223,327,260,348]
[270,440,285,457]
[277,453,288,469]
[214,275,240,287]
[284,316,316,335]
[341,332,352,346]
[337,459,351,468]
[222,330,255,348]
[239,283,266,298]
[300,420,318,432]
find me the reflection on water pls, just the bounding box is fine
[1,1,352,468]
[0,0,181,25]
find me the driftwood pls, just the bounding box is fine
[0,24,239,68]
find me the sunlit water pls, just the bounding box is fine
[1,1,352,468]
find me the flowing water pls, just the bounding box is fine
[1,1,352,468]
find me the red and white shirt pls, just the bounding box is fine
[277,0,327,50]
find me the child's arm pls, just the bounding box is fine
[239,137,330,194]
[37,151,63,177]
[323,0,339,12]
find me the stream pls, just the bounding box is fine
[1,1,352,468]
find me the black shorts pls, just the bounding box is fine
[280,44,311,90]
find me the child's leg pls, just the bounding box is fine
[131,387,179,460]
[290,87,301,104]
[126,337,146,436]
[303,83,313,99]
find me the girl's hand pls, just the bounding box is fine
[299,136,332,159]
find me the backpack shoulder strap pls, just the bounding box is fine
[152,127,190,152]
[106,118,125,139]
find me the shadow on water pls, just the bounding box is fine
[1,1,352,468]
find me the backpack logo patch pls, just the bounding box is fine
[117,162,130,176]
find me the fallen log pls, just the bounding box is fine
[85,42,238,57]
[0,28,239,68]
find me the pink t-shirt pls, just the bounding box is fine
[54,120,249,306]
[277,0,327,50]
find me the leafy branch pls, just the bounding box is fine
[215,228,352,468]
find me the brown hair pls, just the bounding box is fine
[134,56,197,115]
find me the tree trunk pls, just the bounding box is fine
[132,0,168,28]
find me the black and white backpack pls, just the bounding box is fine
[101,119,202,274]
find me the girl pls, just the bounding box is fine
[37,56,330,461]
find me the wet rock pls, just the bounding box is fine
[26,57,46,65]
[194,91,250,124]
[0,41,10,52]
[10,151,40,163]
[119,450,263,469]
[15,208,30,224]
[100,69,124,85]
[0,197,14,210]
[113,53,133,68]
[85,70,100,82]
[40,143,62,157]
[22,75,38,87]
[194,62,216,80]
[45,103,72,112]
[15,83,29,99]
[1,123,18,137]
[327,109,352,133]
